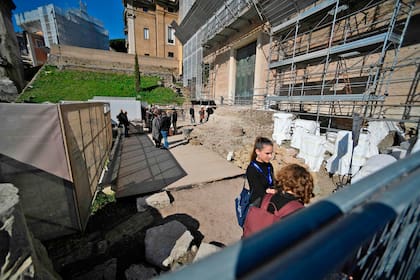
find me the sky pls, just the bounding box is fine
[12,0,125,39]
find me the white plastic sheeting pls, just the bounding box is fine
[272,112,294,145]
[297,134,327,172]
[325,120,403,176]
[90,96,142,122]
[411,138,420,154]
[351,154,397,183]
[367,120,401,147]
[352,133,379,171]
[326,131,353,175]
[291,119,320,150]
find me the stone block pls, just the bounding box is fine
[145,220,189,269]
[125,264,157,280]
[136,192,171,212]
[0,77,18,102]
[0,184,60,279]
[145,192,171,210]
[162,231,194,267]
[102,186,115,196]
[193,243,221,262]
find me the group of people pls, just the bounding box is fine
[148,107,178,150]
[189,105,214,124]
[241,136,315,238]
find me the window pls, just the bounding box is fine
[144,28,149,40]
[168,52,174,58]
[168,7,174,13]
[143,7,148,12]
[144,53,150,56]
[167,26,175,45]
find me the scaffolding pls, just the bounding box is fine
[264,0,419,130]
[175,0,260,101]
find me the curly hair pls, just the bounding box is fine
[275,164,314,204]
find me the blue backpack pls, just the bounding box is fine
[235,184,251,227]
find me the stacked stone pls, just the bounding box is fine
[0,184,60,279]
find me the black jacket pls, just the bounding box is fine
[246,161,274,205]
[160,116,171,131]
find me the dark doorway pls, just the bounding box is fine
[235,41,256,105]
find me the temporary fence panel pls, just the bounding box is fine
[0,102,111,240]
[59,102,112,230]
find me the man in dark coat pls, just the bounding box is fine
[189,105,195,124]
[160,111,171,149]
[172,108,178,134]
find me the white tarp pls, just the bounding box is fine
[411,138,420,154]
[90,96,142,122]
[352,132,378,171]
[351,154,397,183]
[367,120,401,147]
[326,131,353,175]
[272,112,294,145]
[291,119,320,150]
[297,133,327,171]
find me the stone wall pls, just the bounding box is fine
[0,0,24,101]
[48,44,178,84]
[0,184,60,279]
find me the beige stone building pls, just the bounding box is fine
[123,0,181,73]
[175,0,420,129]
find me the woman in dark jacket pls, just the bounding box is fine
[152,109,162,147]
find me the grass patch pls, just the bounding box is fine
[17,65,182,104]
[91,191,116,214]
[138,87,184,105]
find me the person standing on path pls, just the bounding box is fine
[189,105,195,124]
[171,108,178,135]
[122,111,130,136]
[160,111,171,149]
[246,137,276,207]
[152,109,162,148]
[199,106,205,124]
[206,106,213,121]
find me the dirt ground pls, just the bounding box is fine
[183,106,336,198]
[160,178,244,246]
[159,106,337,245]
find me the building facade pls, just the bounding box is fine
[16,32,49,67]
[15,3,109,50]
[175,0,420,127]
[123,0,180,67]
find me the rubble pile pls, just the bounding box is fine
[41,191,223,279]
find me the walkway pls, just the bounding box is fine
[115,134,186,198]
[115,131,243,197]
